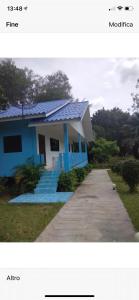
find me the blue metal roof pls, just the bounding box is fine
[31,101,88,124]
[0,99,69,120]
[45,101,88,122]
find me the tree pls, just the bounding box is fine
[128,113,139,158]
[122,160,139,192]
[92,108,130,155]
[0,59,42,108]
[132,79,139,112]
[0,86,8,110]
[93,138,119,163]
[92,107,130,140]
[0,60,73,109]
[37,70,72,101]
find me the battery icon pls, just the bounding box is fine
[125,6,134,11]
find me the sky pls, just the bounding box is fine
[13,58,139,116]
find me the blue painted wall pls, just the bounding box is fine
[0,119,39,176]
[63,123,70,172]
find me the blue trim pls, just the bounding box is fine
[70,152,88,169]
[78,133,82,153]
[63,123,70,172]
[73,160,88,168]
[85,141,88,164]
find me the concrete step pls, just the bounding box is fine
[42,171,58,176]
[35,191,57,194]
[35,186,57,192]
[40,174,59,180]
[39,178,58,184]
[36,182,58,188]
[34,188,57,194]
[39,177,58,182]
[39,181,57,186]
[9,192,73,203]
[34,170,59,194]
[40,175,58,180]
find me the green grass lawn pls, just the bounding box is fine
[109,170,139,232]
[0,194,64,242]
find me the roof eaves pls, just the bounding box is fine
[29,117,80,127]
[0,113,46,122]
[80,101,89,121]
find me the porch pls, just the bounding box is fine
[33,122,88,173]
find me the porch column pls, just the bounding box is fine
[85,141,88,163]
[64,123,70,172]
[78,133,82,153]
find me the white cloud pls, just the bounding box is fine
[108,58,139,84]
[89,97,105,115]
[12,58,136,112]
[103,81,112,89]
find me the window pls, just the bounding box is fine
[81,142,86,152]
[72,142,79,153]
[50,138,59,151]
[3,135,22,153]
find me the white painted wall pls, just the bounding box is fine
[70,120,85,138]
[45,131,64,169]
[36,124,64,169]
[35,121,85,169]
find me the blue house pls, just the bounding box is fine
[0,99,93,176]
[0,99,93,202]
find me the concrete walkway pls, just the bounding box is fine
[36,170,135,242]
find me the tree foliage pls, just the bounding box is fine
[92,107,139,157]
[122,160,139,192]
[14,162,42,194]
[132,79,139,112]
[92,108,130,147]
[37,71,72,101]
[0,59,41,108]
[0,59,72,110]
[93,138,119,163]
[0,86,8,110]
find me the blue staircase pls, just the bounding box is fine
[34,155,62,194]
[9,155,74,204]
[34,170,59,194]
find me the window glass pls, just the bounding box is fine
[50,138,59,151]
[3,135,22,153]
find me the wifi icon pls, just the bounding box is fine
[117,6,123,10]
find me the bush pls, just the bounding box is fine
[14,163,42,194]
[111,161,124,175]
[84,163,93,172]
[122,160,139,192]
[74,168,86,183]
[93,162,110,169]
[0,177,15,194]
[93,138,119,163]
[57,164,93,192]
[0,178,7,194]
[57,170,78,192]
